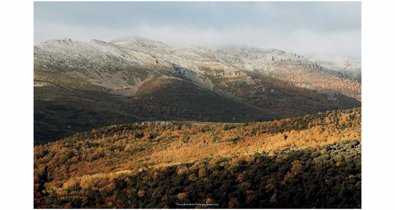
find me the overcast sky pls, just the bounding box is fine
[34,2,361,58]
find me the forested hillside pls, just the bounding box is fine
[34,108,361,208]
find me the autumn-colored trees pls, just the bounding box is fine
[34,108,361,208]
[35,140,361,208]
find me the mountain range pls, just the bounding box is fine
[34,37,361,144]
[34,37,361,208]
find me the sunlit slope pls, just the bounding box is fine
[34,108,361,208]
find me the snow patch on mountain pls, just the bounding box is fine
[308,55,361,73]
[34,37,360,100]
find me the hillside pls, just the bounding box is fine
[34,108,361,208]
[308,55,361,82]
[34,38,361,144]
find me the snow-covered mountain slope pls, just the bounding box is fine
[35,37,361,98]
[35,39,140,68]
[34,37,361,144]
[34,38,172,95]
[309,55,361,72]
[307,55,361,82]
[308,55,361,73]
[110,37,314,73]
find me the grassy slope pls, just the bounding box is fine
[34,108,361,208]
